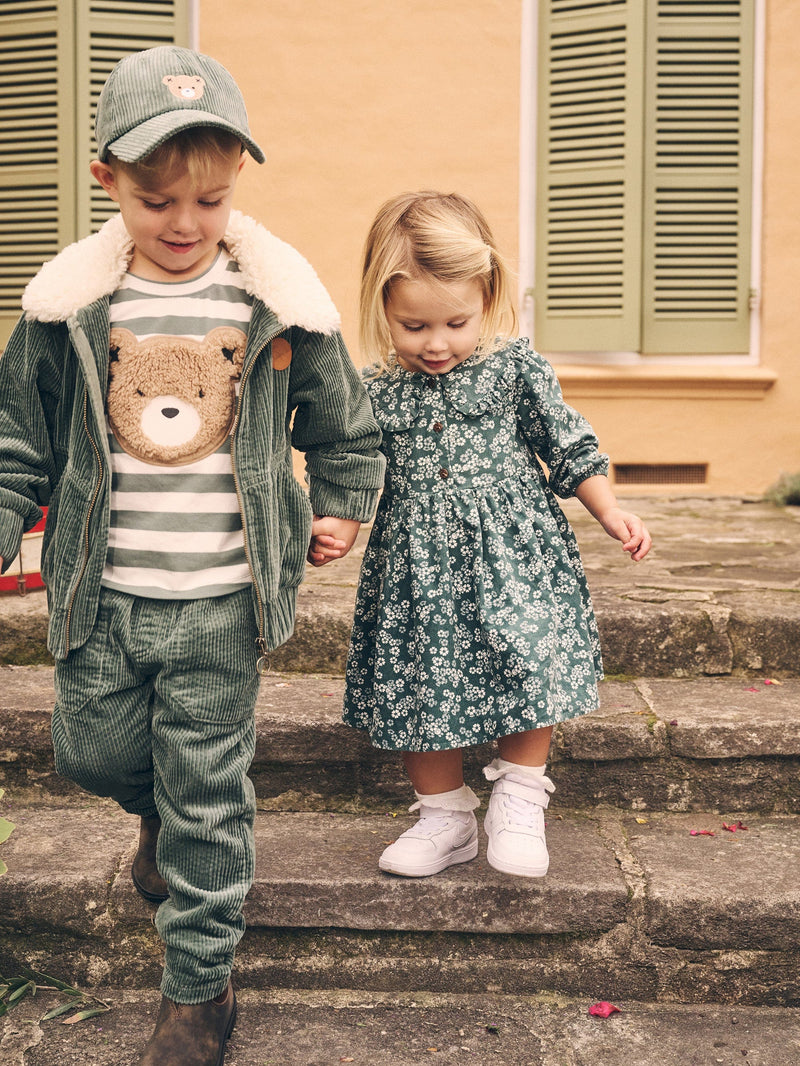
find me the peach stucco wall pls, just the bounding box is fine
[756,0,800,488]
[199,1,799,496]
[199,0,521,357]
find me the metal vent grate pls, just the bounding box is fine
[613,463,708,485]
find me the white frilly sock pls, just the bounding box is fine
[483,759,555,807]
[409,783,481,814]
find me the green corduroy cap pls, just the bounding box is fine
[95,46,265,164]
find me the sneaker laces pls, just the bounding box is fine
[484,763,555,834]
[403,812,457,839]
[498,791,544,830]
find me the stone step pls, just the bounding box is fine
[3,988,800,1066]
[1,803,798,1008]
[4,988,800,1066]
[3,667,799,813]
[2,497,800,677]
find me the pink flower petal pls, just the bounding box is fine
[722,821,748,832]
[589,1002,622,1018]
[690,829,716,837]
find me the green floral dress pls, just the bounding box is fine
[343,339,608,752]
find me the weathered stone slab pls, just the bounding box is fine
[3,805,800,1005]
[242,812,626,937]
[3,670,800,813]
[642,677,800,758]
[6,989,800,1066]
[0,803,130,936]
[626,812,800,951]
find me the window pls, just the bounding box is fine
[532,0,755,356]
[0,0,189,346]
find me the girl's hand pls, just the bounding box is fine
[307,516,361,567]
[574,476,652,561]
[597,507,652,561]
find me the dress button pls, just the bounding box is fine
[439,468,449,479]
[433,421,443,433]
[426,376,437,388]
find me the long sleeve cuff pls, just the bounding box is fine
[0,510,25,572]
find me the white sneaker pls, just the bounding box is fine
[484,773,555,878]
[378,807,479,877]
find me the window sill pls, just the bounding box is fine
[550,363,778,400]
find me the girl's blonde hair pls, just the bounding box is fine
[108,127,244,188]
[360,191,517,371]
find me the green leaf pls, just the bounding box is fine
[0,818,15,845]
[7,981,34,1005]
[4,977,30,990]
[41,1002,83,1021]
[27,971,81,995]
[62,1007,109,1024]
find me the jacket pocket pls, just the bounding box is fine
[40,472,92,603]
[241,465,312,601]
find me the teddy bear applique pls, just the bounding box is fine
[107,326,247,465]
[162,74,206,101]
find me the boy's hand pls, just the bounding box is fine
[307,516,361,567]
[597,507,652,561]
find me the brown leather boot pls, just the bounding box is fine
[131,815,169,904]
[136,982,237,1066]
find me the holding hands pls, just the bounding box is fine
[307,515,361,567]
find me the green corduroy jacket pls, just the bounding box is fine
[0,210,384,660]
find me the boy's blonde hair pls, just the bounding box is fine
[360,191,517,371]
[108,127,244,188]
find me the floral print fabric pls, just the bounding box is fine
[343,338,609,752]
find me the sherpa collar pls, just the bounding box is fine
[21,209,340,335]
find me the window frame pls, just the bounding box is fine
[519,0,765,367]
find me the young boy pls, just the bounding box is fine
[0,46,384,1066]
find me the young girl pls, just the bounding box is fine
[336,191,651,879]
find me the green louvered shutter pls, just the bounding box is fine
[0,2,75,344]
[640,0,754,354]
[76,0,190,236]
[534,0,646,352]
[0,0,188,347]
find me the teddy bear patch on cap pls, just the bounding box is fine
[163,75,206,102]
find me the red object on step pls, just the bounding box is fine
[0,508,48,594]
[589,1002,622,1018]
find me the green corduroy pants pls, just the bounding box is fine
[52,586,259,1004]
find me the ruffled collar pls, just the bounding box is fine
[364,343,520,430]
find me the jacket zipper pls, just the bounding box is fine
[64,388,104,655]
[230,338,277,675]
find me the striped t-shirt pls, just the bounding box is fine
[102,249,254,599]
